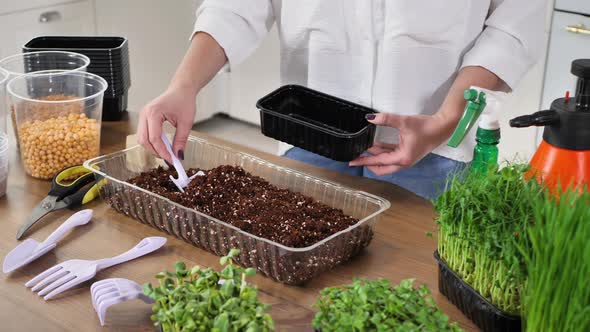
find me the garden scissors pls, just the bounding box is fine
[17,165,100,240]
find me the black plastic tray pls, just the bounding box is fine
[257,85,377,161]
[434,251,521,332]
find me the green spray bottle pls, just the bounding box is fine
[448,87,506,175]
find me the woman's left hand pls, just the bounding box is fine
[349,112,457,175]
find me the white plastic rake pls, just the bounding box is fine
[160,133,204,192]
[91,278,154,326]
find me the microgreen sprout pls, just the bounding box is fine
[313,278,463,332]
[143,249,274,332]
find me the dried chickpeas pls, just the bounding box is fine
[18,112,100,179]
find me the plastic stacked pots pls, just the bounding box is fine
[23,36,131,121]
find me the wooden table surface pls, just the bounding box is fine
[0,113,478,332]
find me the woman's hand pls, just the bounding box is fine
[136,32,227,163]
[349,112,458,176]
[137,88,197,163]
[351,66,504,176]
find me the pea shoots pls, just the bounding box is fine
[143,249,274,332]
[434,164,543,314]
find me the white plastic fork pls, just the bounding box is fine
[160,133,204,192]
[25,236,167,300]
[90,278,154,326]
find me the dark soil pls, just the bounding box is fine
[127,165,359,248]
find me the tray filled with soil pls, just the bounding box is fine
[84,136,390,284]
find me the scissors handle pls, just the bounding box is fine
[48,166,95,200]
[60,182,100,208]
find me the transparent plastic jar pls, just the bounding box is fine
[0,51,90,149]
[7,71,107,179]
[0,51,90,76]
[0,69,8,197]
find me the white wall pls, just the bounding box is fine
[227,26,280,125]
[94,0,200,112]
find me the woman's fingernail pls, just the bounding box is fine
[365,114,376,120]
[178,150,184,160]
[165,160,173,168]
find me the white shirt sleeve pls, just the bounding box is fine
[192,0,274,69]
[461,0,548,90]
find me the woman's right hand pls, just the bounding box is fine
[137,87,197,164]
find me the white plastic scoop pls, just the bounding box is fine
[3,209,93,273]
[160,133,204,192]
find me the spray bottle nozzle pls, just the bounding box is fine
[509,110,560,128]
[447,89,488,148]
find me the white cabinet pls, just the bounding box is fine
[0,1,95,59]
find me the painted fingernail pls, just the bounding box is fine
[165,160,173,168]
[178,150,184,160]
[365,114,376,120]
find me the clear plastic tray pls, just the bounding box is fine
[84,136,390,284]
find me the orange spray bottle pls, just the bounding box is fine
[510,59,590,193]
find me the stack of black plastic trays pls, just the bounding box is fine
[23,36,131,121]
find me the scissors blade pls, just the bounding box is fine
[16,196,59,240]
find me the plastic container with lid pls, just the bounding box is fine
[7,71,107,179]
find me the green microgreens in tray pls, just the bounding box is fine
[521,189,590,332]
[434,164,544,314]
[312,278,463,332]
[143,249,274,332]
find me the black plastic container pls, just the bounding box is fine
[23,36,128,53]
[434,251,521,332]
[23,36,131,121]
[257,85,377,161]
[23,36,131,89]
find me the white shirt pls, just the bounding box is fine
[193,0,547,162]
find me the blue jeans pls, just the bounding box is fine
[283,147,467,200]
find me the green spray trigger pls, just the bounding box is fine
[447,89,487,148]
